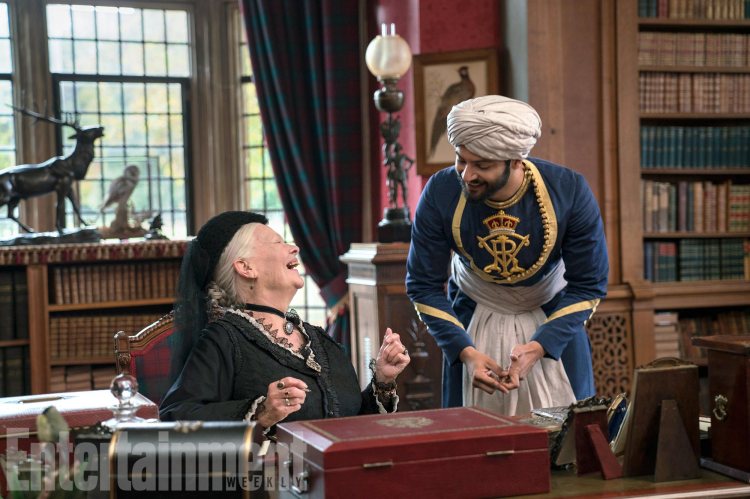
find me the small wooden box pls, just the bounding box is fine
[276,406,550,499]
[693,335,750,472]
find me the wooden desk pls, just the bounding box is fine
[525,469,750,498]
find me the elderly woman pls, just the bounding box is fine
[160,211,409,429]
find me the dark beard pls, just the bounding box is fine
[459,160,511,203]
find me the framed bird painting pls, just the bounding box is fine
[413,48,498,177]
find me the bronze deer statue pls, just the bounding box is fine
[0,107,104,233]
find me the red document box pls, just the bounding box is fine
[276,406,550,499]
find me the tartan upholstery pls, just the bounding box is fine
[114,311,177,406]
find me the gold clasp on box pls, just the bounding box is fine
[363,461,394,469]
[713,394,728,422]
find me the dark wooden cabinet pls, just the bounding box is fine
[694,335,750,473]
[341,243,442,410]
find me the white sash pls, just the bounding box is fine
[451,254,575,415]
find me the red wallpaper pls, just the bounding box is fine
[419,0,499,53]
[369,0,500,234]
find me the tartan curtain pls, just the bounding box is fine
[240,0,363,349]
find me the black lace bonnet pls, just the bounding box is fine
[171,211,268,382]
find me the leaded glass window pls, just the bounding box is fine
[0,2,16,239]
[46,4,190,237]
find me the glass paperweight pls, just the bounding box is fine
[102,374,146,430]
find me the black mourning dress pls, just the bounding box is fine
[159,309,386,422]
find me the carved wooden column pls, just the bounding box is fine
[341,243,442,410]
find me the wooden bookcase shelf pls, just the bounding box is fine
[638,18,750,28]
[0,240,186,395]
[641,113,750,119]
[0,339,30,348]
[652,280,750,309]
[644,232,750,238]
[48,297,175,313]
[642,169,750,175]
[50,356,115,367]
[640,65,750,73]
[617,0,750,365]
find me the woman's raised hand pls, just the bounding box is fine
[374,328,410,384]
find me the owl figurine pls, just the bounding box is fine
[100,164,140,213]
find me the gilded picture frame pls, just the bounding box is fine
[413,48,498,177]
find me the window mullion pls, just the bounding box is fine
[9,0,57,231]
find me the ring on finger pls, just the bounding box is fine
[284,390,289,396]
[276,380,285,389]
[284,397,291,407]
[403,347,408,356]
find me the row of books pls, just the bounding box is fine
[642,180,750,233]
[49,312,165,360]
[679,309,750,359]
[51,260,180,305]
[653,309,750,362]
[653,312,683,359]
[0,346,30,397]
[49,365,116,393]
[640,125,750,169]
[639,32,749,67]
[639,73,750,113]
[639,0,750,18]
[0,269,28,341]
[644,238,749,281]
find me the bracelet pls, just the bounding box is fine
[250,400,266,422]
[369,359,397,397]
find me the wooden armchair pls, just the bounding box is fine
[114,310,177,406]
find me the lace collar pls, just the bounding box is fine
[226,307,321,372]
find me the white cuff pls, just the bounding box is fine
[243,395,267,422]
[374,390,399,414]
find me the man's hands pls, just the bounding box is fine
[501,341,544,391]
[461,341,545,394]
[460,347,510,394]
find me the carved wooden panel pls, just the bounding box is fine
[384,295,442,410]
[587,312,632,399]
[343,243,442,410]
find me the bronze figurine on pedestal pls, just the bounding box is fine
[0,107,104,245]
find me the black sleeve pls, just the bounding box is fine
[159,328,255,421]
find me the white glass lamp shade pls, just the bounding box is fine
[365,24,412,80]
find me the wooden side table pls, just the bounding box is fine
[340,243,442,410]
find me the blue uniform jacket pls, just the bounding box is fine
[406,158,608,407]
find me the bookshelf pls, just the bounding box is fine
[618,0,750,365]
[0,240,186,396]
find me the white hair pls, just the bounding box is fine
[206,222,262,311]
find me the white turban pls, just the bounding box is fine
[447,95,542,160]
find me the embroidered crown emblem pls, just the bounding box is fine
[482,210,520,233]
[477,210,530,278]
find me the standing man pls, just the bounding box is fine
[406,95,608,415]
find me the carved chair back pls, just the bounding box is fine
[114,310,177,406]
